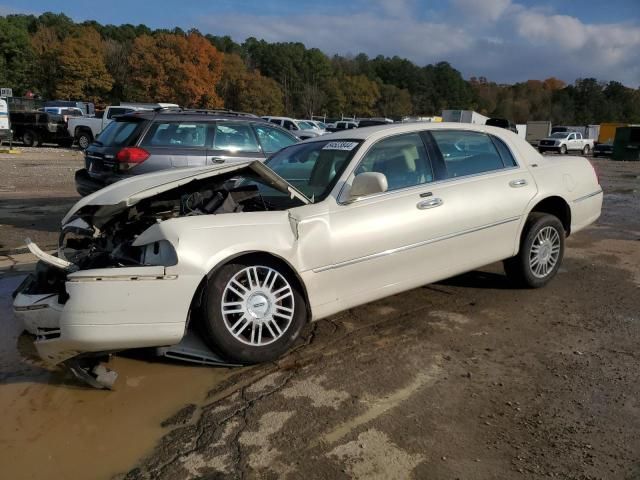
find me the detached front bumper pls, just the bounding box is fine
[13,266,200,365]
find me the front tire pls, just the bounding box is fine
[504,213,565,288]
[560,144,567,154]
[202,260,307,363]
[22,130,40,147]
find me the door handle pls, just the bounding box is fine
[417,198,443,210]
[509,179,528,188]
[211,157,226,164]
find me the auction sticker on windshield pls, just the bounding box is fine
[322,141,359,151]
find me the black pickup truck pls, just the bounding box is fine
[9,111,73,147]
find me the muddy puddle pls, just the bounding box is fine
[0,275,232,480]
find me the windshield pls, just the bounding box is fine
[550,132,569,138]
[298,121,314,130]
[263,139,361,201]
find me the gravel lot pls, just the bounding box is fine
[0,149,639,479]
[0,146,82,252]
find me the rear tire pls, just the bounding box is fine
[504,213,565,288]
[22,130,40,147]
[582,145,590,155]
[76,131,93,150]
[201,259,307,363]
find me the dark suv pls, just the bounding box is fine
[75,109,299,196]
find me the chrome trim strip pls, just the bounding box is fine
[312,216,521,273]
[573,189,603,203]
[68,275,178,282]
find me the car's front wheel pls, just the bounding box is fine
[504,213,565,288]
[22,129,40,147]
[202,259,307,363]
[560,144,567,154]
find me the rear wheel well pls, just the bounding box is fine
[190,252,312,326]
[75,127,92,138]
[529,196,571,236]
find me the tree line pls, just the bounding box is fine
[1,12,639,123]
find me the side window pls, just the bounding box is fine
[491,136,517,167]
[141,122,208,148]
[356,132,433,192]
[283,120,297,131]
[269,119,281,126]
[107,107,133,119]
[254,124,297,154]
[430,130,506,178]
[569,133,576,140]
[213,123,260,152]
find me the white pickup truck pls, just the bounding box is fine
[538,131,594,155]
[68,103,178,149]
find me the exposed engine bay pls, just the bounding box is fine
[61,171,299,269]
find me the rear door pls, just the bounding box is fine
[209,121,265,164]
[423,129,538,265]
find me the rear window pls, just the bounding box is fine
[96,119,146,148]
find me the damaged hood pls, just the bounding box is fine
[63,161,311,225]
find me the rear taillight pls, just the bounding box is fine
[116,147,149,171]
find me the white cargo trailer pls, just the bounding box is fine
[441,110,488,125]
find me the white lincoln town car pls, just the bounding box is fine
[14,123,602,385]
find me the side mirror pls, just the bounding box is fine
[349,172,388,199]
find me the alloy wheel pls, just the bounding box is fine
[529,226,561,278]
[220,266,295,346]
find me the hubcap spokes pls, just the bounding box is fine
[221,266,294,346]
[529,226,561,278]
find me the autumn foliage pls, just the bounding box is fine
[3,12,640,123]
[128,32,224,108]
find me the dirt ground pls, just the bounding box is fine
[0,149,639,479]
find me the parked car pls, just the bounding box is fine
[326,120,358,132]
[14,123,602,387]
[261,116,322,140]
[75,109,299,196]
[68,102,179,150]
[357,118,394,128]
[45,100,95,116]
[302,119,328,132]
[39,106,85,122]
[486,117,517,133]
[593,142,614,157]
[538,131,594,155]
[9,111,74,147]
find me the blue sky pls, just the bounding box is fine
[1,0,639,86]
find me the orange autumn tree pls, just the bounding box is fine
[129,31,224,108]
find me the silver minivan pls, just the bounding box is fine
[75,110,299,196]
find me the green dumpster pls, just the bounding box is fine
[612,126,640,161]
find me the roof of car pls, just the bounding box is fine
[317,122,518,141]
[118,109,265,122]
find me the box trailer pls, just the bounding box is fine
[441,110,488,125]
[612,126,640,161]
[598,123,626,144]
[525,121,551,146]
